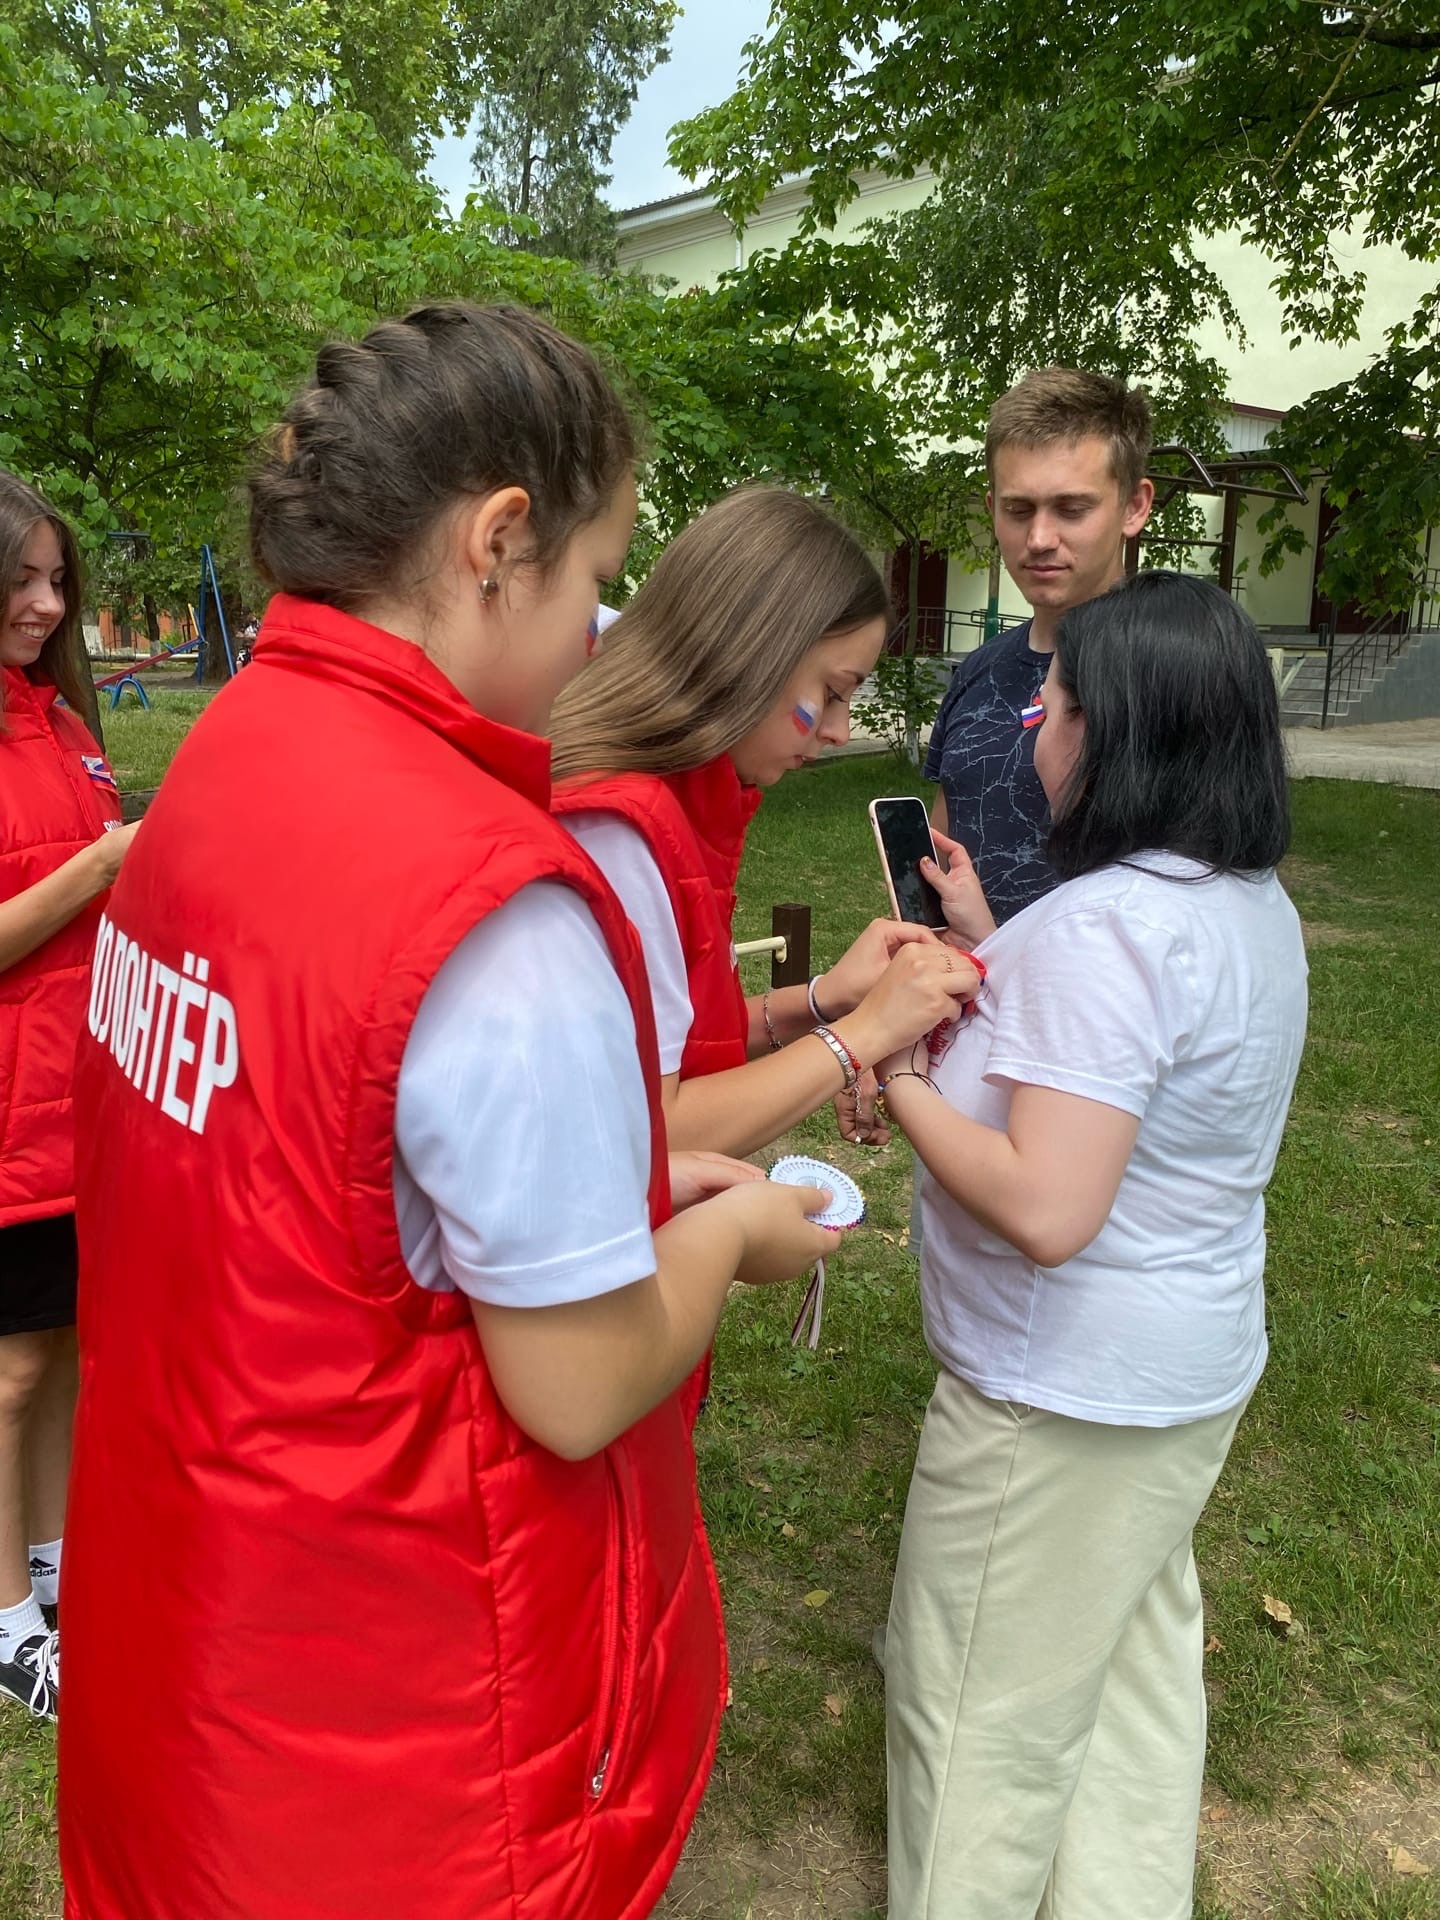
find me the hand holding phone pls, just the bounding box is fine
[926,830,998,947]
[869,796,946,929]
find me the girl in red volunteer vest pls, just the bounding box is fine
[60,306,873,1920]
[551,486,979,1163]
[0,473,135,1723]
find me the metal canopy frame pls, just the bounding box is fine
[1126,444,1309,594]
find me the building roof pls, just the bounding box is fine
[617,164,931,231]
[616,182,721,222]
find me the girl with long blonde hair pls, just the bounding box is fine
[551,486,977,1163]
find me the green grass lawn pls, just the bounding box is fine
[3,748,1437,1920]
[97,686,212,791]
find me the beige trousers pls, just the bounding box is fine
[886,1371,1245,1920]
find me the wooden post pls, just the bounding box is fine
[120,788,158,824]
[770,903,811,988]
[1217,490,1240,595]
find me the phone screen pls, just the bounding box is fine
[872,798,945,927]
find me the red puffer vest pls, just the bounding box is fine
[555,757,762,1078]
[0,666,120,1226]
[60,598,726,1920]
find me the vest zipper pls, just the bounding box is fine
[587,1452,638,1809]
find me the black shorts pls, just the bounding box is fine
[0,1214,79,1336]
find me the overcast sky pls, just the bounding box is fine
[427,0,773,216]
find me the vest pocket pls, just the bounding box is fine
[587,1449,641,1809]
[0,993,28,1163]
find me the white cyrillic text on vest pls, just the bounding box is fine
[87,915,239,1134]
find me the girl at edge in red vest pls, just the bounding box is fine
[59,305,872,1920]
[0,472,136,1723]
[550,486,981,1169]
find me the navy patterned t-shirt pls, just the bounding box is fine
[923,621,1058,924]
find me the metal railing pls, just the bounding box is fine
[888,606,1031,656]
[1318,568,1440,728]
[1259,635,1328,705]
[893,566,1440,728]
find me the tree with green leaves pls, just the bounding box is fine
[469,0,675,263]
[1,27,514,560]
[12,0,679,254]
[671,0,1440,615]
[648,133,1227,756]
[6,0,494,163]
[2,24,912,628]
[869,119,1227,644]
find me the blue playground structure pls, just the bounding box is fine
[96,546,236,710]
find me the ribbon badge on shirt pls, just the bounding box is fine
[925,951,989,1068]
[82,754,119,793]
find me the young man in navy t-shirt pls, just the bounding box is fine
[841,368,1158,1155]
[926,368,1156,923]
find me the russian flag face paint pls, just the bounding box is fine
[585,614,601,658]
[791,702,819,736]
[1020,689,1045,730]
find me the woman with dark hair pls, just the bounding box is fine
[60,305,838,1920]
[875,572,1307,1918]
[551,487,979,1166]
[0,470,136,1722]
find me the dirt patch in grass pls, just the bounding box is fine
[659,1816,883,1919]
[1202,1764,1440,1914]
[1281,857,1349,898]
[1347,1108,1420,1133]
[1301,920,1385,948]
[658,1765,1440,1920]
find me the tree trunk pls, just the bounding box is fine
[201,570,231,685]
[201,637,229,685]
[84,0,118,88]
[985,547,1002,640]
[176,24,204,139]
[905,538,923,764]
[142,593,162,651]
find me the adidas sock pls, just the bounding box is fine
[28,1539,61,1611]
[0,1593,46,1662]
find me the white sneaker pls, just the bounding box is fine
[0,1628,59,1721]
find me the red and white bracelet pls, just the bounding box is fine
[810,1023,862,1091]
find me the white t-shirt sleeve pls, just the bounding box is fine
[981,905,1191,1119]
[563,812,695,1074]
[393,881,655,1307]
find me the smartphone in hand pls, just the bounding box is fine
[868,796,946,930]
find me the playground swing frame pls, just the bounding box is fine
[93,545,236,710]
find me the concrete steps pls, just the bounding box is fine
[1278,630,1436,728]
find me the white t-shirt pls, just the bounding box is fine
[393,882,655,1306]
[563,813,695,1074]
[920,855,1308,1426]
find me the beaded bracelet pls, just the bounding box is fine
[810,1023,861,1091]
[878,1067,940,1095]
[762,987,781,1053]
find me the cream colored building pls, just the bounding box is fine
[618,169,1437,653]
